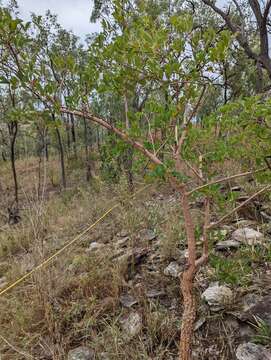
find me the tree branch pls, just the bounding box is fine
[207,184,271,229]
[60,107,163,166]
[187,166,267,196]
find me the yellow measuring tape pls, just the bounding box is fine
[0,184,151,297]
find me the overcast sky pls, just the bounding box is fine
[13,0,101,38]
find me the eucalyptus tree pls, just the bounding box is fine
[200,0,271,90]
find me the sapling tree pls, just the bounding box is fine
[0,2,271,359]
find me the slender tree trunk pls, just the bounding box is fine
[178,189,197,360]
[66,119,71,154]
[55,126,66,189]
[51,113,66,188]
[43,128,49,162]
[83,117,92,181]
[8,121,19,205]
[70,113,77,158]
[97,127,100,151]
[124,94,134,192]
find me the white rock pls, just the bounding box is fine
[120,311,142,337]
[164,262,182,278]
[216,239,241,250]
[236,343,271,360]
[86,242,105,252]
[201,284,233,311]
[232,228,264,245]
[67,346,94,360]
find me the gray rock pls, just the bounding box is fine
[242,293,263,312]
[146,288,165,298]
[164,262,182,278]
[0,276,7,289]
[86,242,105,252]
[120,311,142,337]
[115,236,130,247]
[138,229,156,241]
[232,228,264,245]
[216,239,241,250]
[236,343,271,360]
[242,295,271,327]
[117,230,130,237]
[67,346,94,360]
[119,294,138,308]
[201,284,233,311]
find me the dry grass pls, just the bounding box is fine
[0,156,270,359]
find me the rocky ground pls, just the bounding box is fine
[0,178,271,359]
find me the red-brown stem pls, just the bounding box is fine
[60,107,163,166]
[170,176,197,360]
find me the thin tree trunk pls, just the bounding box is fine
[83,117,92,181]
[124,94,134,192]
[66,118,71,154]
[8,121,19,205]
[70,113,77,158]
[97,127,100,151]
[51,113,66,188]
[55,126,66,189]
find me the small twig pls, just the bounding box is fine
[0,335,34,359]
[184,159,204,183]
[207,184,271,229]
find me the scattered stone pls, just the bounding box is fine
[86,242,105,252]
[242,293,263,312]
[0,276,7,289]
[242,295,271,327]
[146,288,165,298]
[119,294,138,308]
[120,311,142,337]
[232,228,264,245]
[67,346,94,360]
[164,262,182,278]
[181,249,189,258]
[236,342,271,360]
[115,236,130,247]
[201,284,233,311]
[112,247,149,267]
[118,230,129,237]
[138,229,156,241]
[216,239,241,250]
